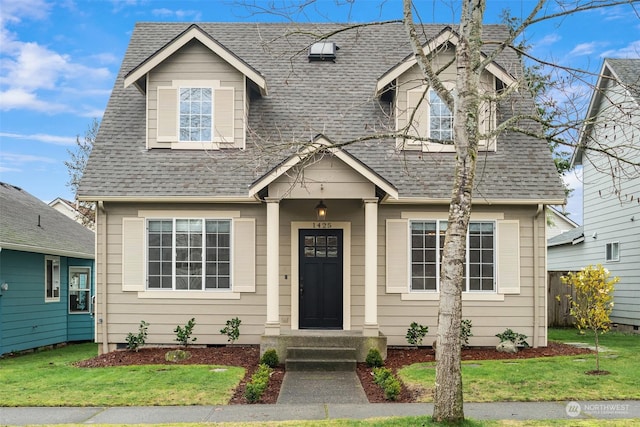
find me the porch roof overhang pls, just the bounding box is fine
[123,24,268,96]
[248,135,399,201]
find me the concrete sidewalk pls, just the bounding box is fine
[1,401,639,425]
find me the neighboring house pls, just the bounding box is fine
[548,58,640,330]
[0,183,95,355]
[78,23,564,356]
[546,206,579,239]
[49,197,95,230]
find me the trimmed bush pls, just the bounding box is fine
[260,349,279,368]
[366,348,384,368]
[372,367,401,401]
[244,364,272,403]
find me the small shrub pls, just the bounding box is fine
[174,318,197,348]
[220,317,242,344]
[406,322,429,346]
[244,363,272,403]
[496,328,530,348]
[372,367,401,401]
[366,348,384,368]
[382,375,402,401]
[260,349,279,368]
[125,320,149,352]
[372,367,393,386]
[460,319,473,348]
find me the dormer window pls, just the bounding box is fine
[427,89,453,142]
[405,85,456,148]
[179,88,212,142]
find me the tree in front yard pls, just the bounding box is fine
[561,264,619,373]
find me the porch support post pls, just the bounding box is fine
[363,198,379,336]
[264,198,280,335]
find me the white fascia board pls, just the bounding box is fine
[0,242,94,259]
[375,29,517,96]
[384,197,565,205]
[77,196,260,203]
[124,26,267,95]
[248,136,398,200]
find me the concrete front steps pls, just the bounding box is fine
[260,330,388,369]
[285,346,357,371]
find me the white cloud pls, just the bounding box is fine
[534,33,561,48]
[0,131,76,146]
[78,107,105,118]
[0,152,58,169]
[151,8,202,20]
[569,42,600,56]
[600,40,640,59]
[0,2,111,115]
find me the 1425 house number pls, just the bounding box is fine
[313,222,332,229]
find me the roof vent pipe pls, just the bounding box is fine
[308,42,339,62]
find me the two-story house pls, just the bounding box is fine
[79,23,565,358]
[548,58,640,331]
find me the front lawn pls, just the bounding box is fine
[0,343,244,406]
[399,328,640,403]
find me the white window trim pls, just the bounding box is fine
[400,83,494,152]
[68,266,91,314]
[178,86,214,144]
[605,241,620,262]
[399,212,504,301]
[145,217,234,293]
[44,255,60,302]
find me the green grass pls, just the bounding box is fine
[0,343,245,406]
[399,328,640,403]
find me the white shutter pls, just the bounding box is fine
[213,87,234,143]
[497,220,520,294]
[232,218,255,292]
[386,219,409,293]
[122,217,145,292]
[407,88,429,139]
[157,87,178,142]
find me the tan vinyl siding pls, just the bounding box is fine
[95,202,266,347]
[377,204,547,347]
[147,39,245,148]
[395,51,496,150]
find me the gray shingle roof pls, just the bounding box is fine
[79,22,565,202]
[547,225,584,247]
[606,58,640,105]
[0,182,94,258]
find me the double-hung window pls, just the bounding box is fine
[428,90,454,142]
[409,220,495,292]
[179,88,212,142]
[147,218,231,290]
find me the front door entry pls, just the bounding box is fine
[299,229,343,329]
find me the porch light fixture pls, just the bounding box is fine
[315,200,327,220]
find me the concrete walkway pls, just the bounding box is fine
[1,401,639,425]
[277,371,368,404]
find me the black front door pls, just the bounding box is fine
[299,229,343,329]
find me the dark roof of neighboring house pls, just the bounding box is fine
[547,225,584,247]
[79,22,564,203]
[0,183,94,258]
[607,58,640,105]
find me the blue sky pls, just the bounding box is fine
[1,0,639,224]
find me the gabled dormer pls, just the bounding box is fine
[375,27,516,152]
[124,25,268,150]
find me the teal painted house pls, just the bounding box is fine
[0,182,95,355]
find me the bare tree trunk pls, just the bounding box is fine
[432,0,485,422]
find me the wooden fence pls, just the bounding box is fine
[547,271,577,327]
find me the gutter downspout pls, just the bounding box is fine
[98,201,109,354]
[533,204,544,348]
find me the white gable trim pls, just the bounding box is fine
[248,135,398,200]
[375,28,516,96]
[124,25,267,95]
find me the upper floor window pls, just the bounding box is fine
[428,90,453,142]
[605,242,619,262]
[45,256,60,302]
[179,88,212,142]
